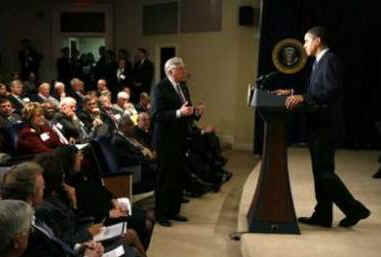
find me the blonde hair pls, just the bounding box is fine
[22,102,43,124]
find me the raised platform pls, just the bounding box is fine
[238,147,381,257]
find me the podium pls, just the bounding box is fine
[247,88,300,234]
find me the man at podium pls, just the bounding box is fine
[273,26,370,228]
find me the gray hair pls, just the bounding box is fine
[1,162,43,201]
[54,81,65,89]
[70,78,81,86]
[0,200,33,253]
[10,80,23,88]
[164,57,184,77]
[117,91,130,100]
[59,97,77,109]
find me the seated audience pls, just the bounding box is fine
[112,115,156,193]
[98,95,123,128]
[23,72,39,96]
[51,81,66,101]
[1,162,105,257]
[34,153,148,257]
[0,98,23,127]
[51,146,156,252]
[78,95,114,138]
[31,82,60,107]
[69,78,86,109]
[52,97,88,144]
[0,200,33,257]
[7,80,27,114]
[134,112,152,148]
[18,102,63,154]
[97,79,110,96]
[113,91,130,113]
[135,92,151,113]
[0,83,10,97]
[124,103,139,125]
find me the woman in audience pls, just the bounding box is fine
[18,102,63,154]
[52,145,156,252]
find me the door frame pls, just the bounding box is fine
[51,3,113,77]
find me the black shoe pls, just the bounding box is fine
[373,168,381,178]
[181,197,190,203]
[221,172,232,183]
[298,217,332,228]
[169,215,189,222]
[339,209,371,228]
[158,218,172,227]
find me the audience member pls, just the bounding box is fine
[131,48,154,103]
[52,81,66,101]
[1,162,104,257]
[32,83,60,107]
[0,200,33,257]
[0,83,10,97]
[22,72,38,96]
[18,102,62,154]
[18,39,42,80]
[7,80,26,114]
[0,98,23,127]
[56,47,72,86]
[78,95,114,138]
[135,92,151,113]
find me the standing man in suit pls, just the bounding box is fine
[132,48,154,103]
[275,26,370,228]
[151,57,202,227]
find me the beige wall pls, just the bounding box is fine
[0,0,260,150]
[115,0,260,150]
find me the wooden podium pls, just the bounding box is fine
[247,88,300,234]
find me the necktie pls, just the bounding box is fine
[312,59,318,71]
[176,85,186,103]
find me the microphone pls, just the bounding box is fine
[255,71,279,89]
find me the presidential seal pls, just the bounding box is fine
[272,38,307,74]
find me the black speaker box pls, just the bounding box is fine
[239,6,254,26]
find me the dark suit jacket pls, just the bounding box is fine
[36,196,93,247]
[22,226,74,257]
[52,112,81,141]
[7,95,25,114]
[112,132,154,166]
[303,50,344,140]
[132,59,154,94]
[150,78,195,189]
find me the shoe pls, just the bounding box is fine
[221,171,232,183]
[298,216,332,228]
[169,214,188,222]
[339,209,371,228]
[372,168,381,178]
[181,197,190,203]
[158,218,172,227]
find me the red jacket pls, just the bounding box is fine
[18,125,62,154]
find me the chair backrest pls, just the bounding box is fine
[91,135,119,175]
[2,122,26,156]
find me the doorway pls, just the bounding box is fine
[160,46,176,79]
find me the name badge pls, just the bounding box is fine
[56,122,63,130]
[114,114,121,120]
[40,132,50,142]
